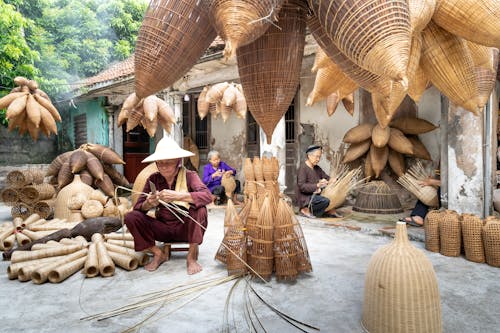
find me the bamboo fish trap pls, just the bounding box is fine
[482,219,500,267]
[134,0,217,98]
[439,210,461,257]
[208,0,285,58]
[424,210,441,253]
[397,161,439,207]
[237,0,307,144]
[461,213,485,263]
[353,181,403,215]
[247,195,274,280]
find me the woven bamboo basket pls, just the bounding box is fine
[274,198,299,281]
[69,149,88,173]
[104,242,148,267]
[57,161,73,189]
[408,63,430,103]
[81,200,104,219]
[221,173,237,198]
[209,0,285,58]
[237,0,306,144]
[470,46,499,110]
[461,213,485,263]
[421,21,479,114]
[197,86,210,120]
[342,140,372,164]
[131,163,158,205]
[388,128,414,155]
[7,170,34,188]
[482,219,500,267]
[408,0,436,33]
[48,256,87,283]
[342,93,355,116]
[432,0,500,48]
[323,167,364,211]
[343,123,375,144]
[369,145,389,178]
[32,249,88,284]
[353,181,403,214]
[312,0,411,82]
[11,202,32,219]
[372,124,391,148]
[11,243,82,264]
[225,212,248,276]
[134,0,216,98]
[92,233,115,277]
[407,136,432,161]
[1,187,19,206]
[247,195,274,280]
[326,92,340,117]
[364,156,375,180]
[84,242,99,277]
[390,117,438,135]
[107,251,139,271]
[20,183,55,204]
[32,199,55,219]
[362,222,442,333]
[388,149,405,177]
[311,47,330,72]
[439,210,461,257]
[306,11,394,101]
[183,136,200,171]
[54,175,93,220]
[397,174,438,208]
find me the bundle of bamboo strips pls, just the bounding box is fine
[397,161,439,207]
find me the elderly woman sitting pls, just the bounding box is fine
[202,150,241,205]
[296,145,342,219]
[125,137,212,275]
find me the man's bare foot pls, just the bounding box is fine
[187,259,202,275]
[144,246,169,272]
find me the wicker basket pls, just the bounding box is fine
[353,181,403,215]
[237,0,306,144]
[408,0,436,33]
[432,0,500,48]
[407,136,432,161]
[312,0,411,82]
[369,145,389,178]
[482,219,500,267]
[134,0,217,98]
[247,195,274,280]
[439,210,461,257]
[461,213,485,263]
[421,21,479,114]
[388,128,414,155]
[387,149,405,177]
[274,198,299,281]
[343,123,375,144]
[408,62,430,103]
[424,210,441,253]
[362,222,442,333]
[469,45,499,110]
[54,175,93,220]
[342,140,372,164]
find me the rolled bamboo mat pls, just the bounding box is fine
[424,210,441,253]
[439,210,461,257]
[17,256,64,282]
[482,219,500,267]
[106,239,135,249]
[84,242,99,278]
[107,251,138,271]
[92,233,115,277]
[104,242,148,266]
[461,214,485,263]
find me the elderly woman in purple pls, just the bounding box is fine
[202,150,241,204]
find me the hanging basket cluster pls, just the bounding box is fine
[197,82,247,122]
[342,117,437,179]
[215,157,312,281]
[0,77,61,141]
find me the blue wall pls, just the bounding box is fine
[71,97,109,147]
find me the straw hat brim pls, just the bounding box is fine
[142,137,195,163]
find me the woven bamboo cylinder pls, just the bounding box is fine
[20,183,55,204]
[54,175,93,220]
[31,248,88,284]
[106,239,135,249]
[7,170,33,188]
[237,0,307,144]
[362,222,442,333]
[29,168,45,185]
[2,234,15,250]
[21,229,56,241]
[17,256,63,282]
[390,117,438,135]
[104,233,134,241]
[32,199,55,219]
[1,187,19,205]
[274,199,299,281]
[225,214,248,276]
[7,255,64,280]
[48,256,87,283]
[439,210,461,257]
[104,242,148,266]
[461,213,485,263]
[107,251,138,271]
[353,181,403,214]
[313,0,411,82]
[15,232,31,246]
[11,202,32,220]
[11,244,82,264]
[94,239,115,277]
[425,210,441,253]
[0,224,15,246]
[342,140,371,164]
[432,0,500,48]
[134,0,216,98]
[343,123,375,144]
[482,220,500,267]
[84,242,99,277]
[421,21,479,114]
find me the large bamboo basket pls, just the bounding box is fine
[208,0,285,58]
[312,0,411,82]
[461,213,485,263]
[247,195,274,280]
[131,163,158,205]
[362,222,442,333]
[432,0,500,48]
[342,140,372,164]
[421,21,479,114]
[470,46,499,110]
[408,63,430,103]
[439,210,461,257]
[407,136,432,161]
[343,123,375,144]
[424,210,441,253]
[482,219,500,267]
[408,0,436,33]
[134,0,217,98]
[353,181,403,215]
[274,198,299,281]
[306,12,394,100]
[54,175,93,220]
[369,145,389,178]
[387,149,405,177]
[237,0,306,144]
[390,117,438,135]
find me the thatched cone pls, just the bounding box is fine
[461,213,485,263]
[237,0,307,143]
[482,219,500,267]
[362,222,442,333]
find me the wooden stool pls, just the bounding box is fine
[163,242,189,258]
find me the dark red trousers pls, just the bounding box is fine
[125,208,208,252]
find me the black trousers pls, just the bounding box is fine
[211,180,241,203]
[411,187,441,219]
[309,194,330,217]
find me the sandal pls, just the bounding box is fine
[405,216,423,227]
[323,212,343,218]
[299,210,316,219]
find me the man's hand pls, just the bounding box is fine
[142,192,160,211]
[317,178,328,189]
[158,189,182,203]
[212,170,223,178]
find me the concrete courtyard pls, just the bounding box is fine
[0,204,499,333]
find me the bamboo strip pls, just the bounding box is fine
[107,251,138,271]
[48,256,87,283]
[31,249,88,284]
[84,242,99,278]
[104,242,148,266]
[11,244,82,264]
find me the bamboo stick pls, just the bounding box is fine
[104,242,148,266]
[48,256,87,283]
[84,243,99,278]
[92,233,115,277]
[104,233,134,241]
[8,255,65,280]
[11,244,82,264]
[106,239,135,249]
[31,249,88,284]
[107,251,139,271]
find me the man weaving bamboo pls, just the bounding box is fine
[125,137,212,275]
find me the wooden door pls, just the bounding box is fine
[123,126,150,183]
[284,98,298,201]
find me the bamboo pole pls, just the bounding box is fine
[8,255,65,280]
[84,243,99,278]
[31,249,88,284]
[104,242,148,266]
[48,256,87,283]
[106,239,135,249]
[18,257,62,282]
[11,244,82,264]
[107,251,139,271]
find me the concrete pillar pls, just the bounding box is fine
[260,117,286,192]
[161,93,183,146]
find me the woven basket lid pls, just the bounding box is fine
[353,181,403,215]
[54,175,94,220]
[362,222,442,333]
